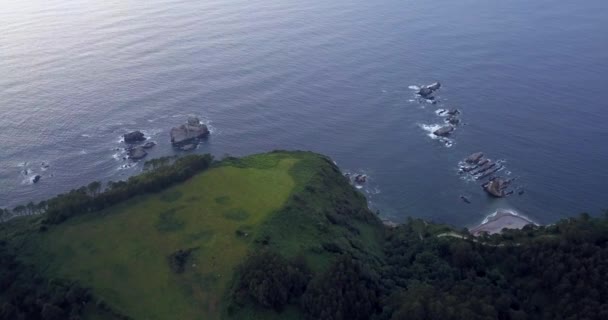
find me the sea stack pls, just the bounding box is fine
[170,117,210,149]
[483,178,509,197]
[124,131,146,144]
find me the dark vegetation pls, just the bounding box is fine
[377,214,608,320]
[301,255,382,320]
[0,240,92,320]
[231,213,608,320]
[167,247,198,274]
[232,251,310,311]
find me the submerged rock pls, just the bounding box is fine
[433,125,454,137]
[460,195,471,204]
[128,146,148,160]
[446,115,460,125]
[180,144,196,151]
[124,131,146,144]
[142,141,156,149]
[170,117,210,146]
[32,175,41,183]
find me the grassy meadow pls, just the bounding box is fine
[10,151,384,320]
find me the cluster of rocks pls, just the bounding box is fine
[459,152,519,199]
[433,108,462,138]
[413,82,525,207]
[414,82,463,140]
[123,131,156,160]
[21,162,50,184]
[121,117,210,161]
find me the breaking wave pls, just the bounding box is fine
[418,123,454,147]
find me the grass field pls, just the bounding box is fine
[12,151,385,320]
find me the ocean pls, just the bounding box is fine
[1,0,607,227]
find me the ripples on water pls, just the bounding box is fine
[1,0,608,226]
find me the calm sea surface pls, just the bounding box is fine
[2,0,607,227]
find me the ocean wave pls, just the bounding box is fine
[480,208,537,226]
[112,150,127,161]
[418,123,455,147]
[418,123,444,139]
[118,163,137,170]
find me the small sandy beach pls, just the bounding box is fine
[470,209,536,236]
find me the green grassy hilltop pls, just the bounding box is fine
[5,151,384,320]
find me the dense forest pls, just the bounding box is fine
[231,213,608,320]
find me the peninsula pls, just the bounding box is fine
[1,151,606,320]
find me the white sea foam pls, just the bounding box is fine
[118,163,137,170]
[112,151,127,161]
[418,123,455,148]
[435,109,448,117]
[201,119,217,135]
[418,123,445,139]
[480,208,537,226]
[408,85,420,90]
[141,128,163,137]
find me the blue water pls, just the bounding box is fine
[1,0,607,227]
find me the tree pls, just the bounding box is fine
[12,205,25,216]
[302,255,381,320]
[233,250,310,310]
[26,201,36,215]
[0,209,10,222]
[87,181,102,197]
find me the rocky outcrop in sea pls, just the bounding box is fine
[170,117,210,151]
